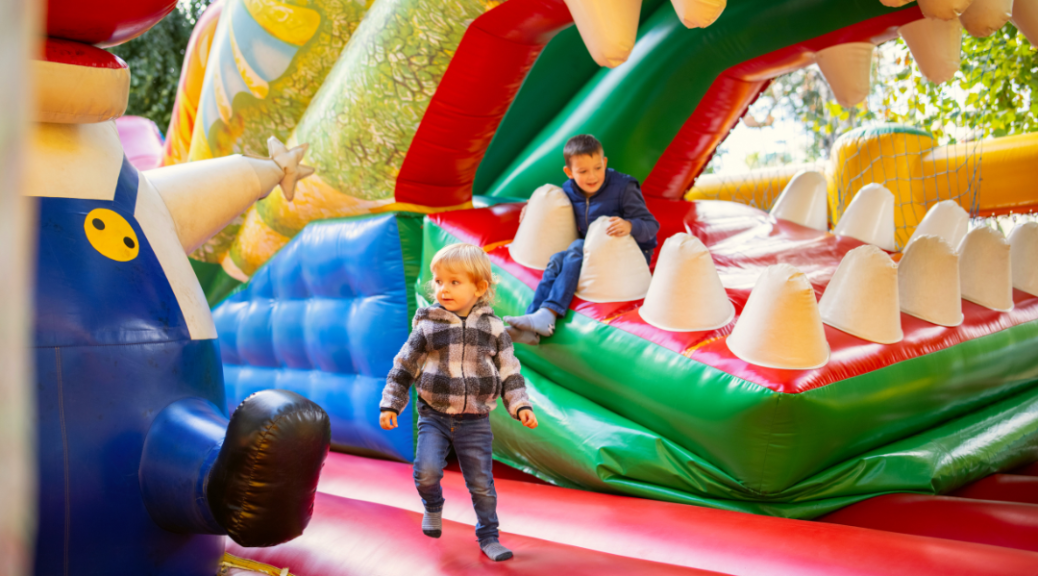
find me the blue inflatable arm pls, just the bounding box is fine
[139,398,228,535]
[139,390,331,546]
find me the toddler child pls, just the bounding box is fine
[380,243,538,561]
[505,134,660,344]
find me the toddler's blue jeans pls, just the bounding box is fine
[526,238,653,316]
[413,401,499,543]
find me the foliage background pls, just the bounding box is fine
[109,0,216,133]
[725,25,1037,172]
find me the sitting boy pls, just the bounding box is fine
[505,134,660,344]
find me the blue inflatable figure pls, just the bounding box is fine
[28,13,327,575]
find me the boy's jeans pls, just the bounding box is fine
[413,401,499,543]
[527,238,653,316]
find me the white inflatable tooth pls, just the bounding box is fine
[563,0,642,68]
[575,216,653,303]
[1012,0,1038,45]
[1009,221,1038,296]
[820,245,903,344]
[833,183,896,251]
[509,184,579,270]
[959,0,1014,37]
[918,0,977,20]
[898,235,964,326]
[770,170,829,231]
[899,18,963,84]
[815,42,875,108]
[670,0,726,28]
[639,233,734,332]
[907,199,970,251]
[959,226,1014,311]
[727,264,830,370]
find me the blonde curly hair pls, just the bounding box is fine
[427,243,498,305]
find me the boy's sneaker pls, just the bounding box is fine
[422,510,442,538]
[480,539,513,561]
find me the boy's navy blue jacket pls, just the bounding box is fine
[562,168,661,252]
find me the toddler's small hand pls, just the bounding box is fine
[606,217,631,237]
[520,409,538,429]
[380,411,398,430]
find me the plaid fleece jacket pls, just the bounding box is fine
[380,304,532,419]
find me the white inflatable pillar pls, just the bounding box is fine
[575,216,653,303]
[899,18,963,84]
[819,245,903,344]
[639,234,735,332]
[918,0,977,20]
[1013,0,1038,45]
[898,235,964,326]
[671,0,726,28]
[959,226,1013,311]
[770,170,829,231]
[563,0,642,68]
[727,264,830,370]
[907,199,970,251]
[815,43,875,108]
[960,0,1014,37]
[510,184,580,270]
[833,183,896,251]
[1009,221,1038,296]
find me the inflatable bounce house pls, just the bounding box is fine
[8,0,1038,574]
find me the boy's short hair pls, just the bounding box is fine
[428,243,497,304]
[563,134,604,166]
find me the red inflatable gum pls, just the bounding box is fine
[227,492,724,576]
[818,494,1038,552]
[312,454,1038,576]
[951,474,1038,505]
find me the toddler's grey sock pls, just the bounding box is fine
[480,539,513,561]
[504,308,556,337]
[422,510,442,538]
[505,325,540,345]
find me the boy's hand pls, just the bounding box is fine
[519,409,538,429]
[606,217,632,237]
[380,411,398,430]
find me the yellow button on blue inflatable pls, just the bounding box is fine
[84,208,139,262]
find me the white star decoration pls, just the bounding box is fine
[267,136,315,202]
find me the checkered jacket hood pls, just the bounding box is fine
[380,303,531,418]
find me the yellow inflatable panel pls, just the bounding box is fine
[687,126,1038,248]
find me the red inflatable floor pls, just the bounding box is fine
[818,492,1038,552]
[227,492,724,576]
[249,453,1038,576]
